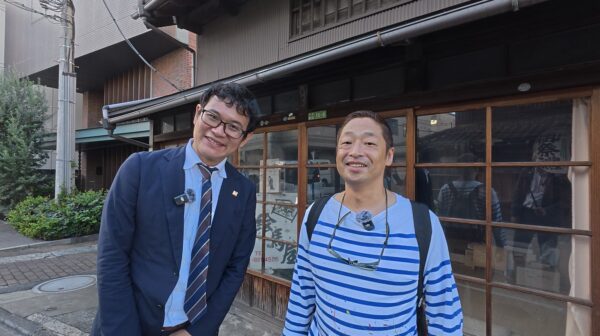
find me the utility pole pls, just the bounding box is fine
[5,0,76,199]
[52,0,76,199]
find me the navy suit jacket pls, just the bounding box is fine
[93,146,256,336]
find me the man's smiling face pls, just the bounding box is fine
[192,96,252,166]
[336,117,394,188]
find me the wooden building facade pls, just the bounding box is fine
[105,0,600,334]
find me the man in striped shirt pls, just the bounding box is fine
[283,111,463,336]
[436,152,505,247]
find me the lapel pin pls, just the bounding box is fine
[232,190,239,197]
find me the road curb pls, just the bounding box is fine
[0,307,56,336]
[0,282,40,295]
[0,234,98,254]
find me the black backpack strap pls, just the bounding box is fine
[306,196,331,241]
[411,201,432,336]
[447,181,458,196]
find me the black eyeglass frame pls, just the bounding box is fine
[200,109,247,139]
[327,193,390,271]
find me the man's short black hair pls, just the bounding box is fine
[198,82,260,135]
[338,110,393,150]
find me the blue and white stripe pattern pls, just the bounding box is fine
[283,194,463,336]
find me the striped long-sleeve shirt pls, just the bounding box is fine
[283,194,463,336]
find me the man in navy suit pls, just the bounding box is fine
[93,83,259,336]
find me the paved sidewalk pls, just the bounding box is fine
[0,220,40,250]
[0,228,283,336]
[0,244,96,292]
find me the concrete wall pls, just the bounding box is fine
[0,1,5,71]
[4,0,148,77]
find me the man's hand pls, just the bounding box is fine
[170,329,191,336]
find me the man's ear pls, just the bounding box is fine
[193,104,202,125]
[239,132,254,148]
[386,147,395,166]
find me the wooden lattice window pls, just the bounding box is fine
[290,0,404,37]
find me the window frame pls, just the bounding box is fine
[289,0,413,40]
[234,87,598,336]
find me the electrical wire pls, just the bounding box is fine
[100,0,182,92]
[31,0,75,72]
[39,0,64,12]
[4,0,63,23]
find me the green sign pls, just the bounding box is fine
[308,110,327,121]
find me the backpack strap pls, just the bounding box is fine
[306,196,331,241]
[411,201,432,336]
[447,181,458,195]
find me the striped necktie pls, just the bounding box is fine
[184,163,217,323]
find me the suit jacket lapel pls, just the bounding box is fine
[211,163,240,251]
[160,147,186,271]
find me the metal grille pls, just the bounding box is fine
[290,0,408,37]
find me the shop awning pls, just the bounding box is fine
[42,121,150,150]
[105,0,549,130]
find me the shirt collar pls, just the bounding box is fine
[183,139,228,178]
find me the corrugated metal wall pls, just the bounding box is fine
[4,0,149,77]
[4,2,62,76]
[196,0,471,84]
[74,0,149,57]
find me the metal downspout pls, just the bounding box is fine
[107,0,547,125]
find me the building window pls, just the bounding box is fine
[273,89,300,115]
[160,115,175,133]
[308,79,351,108]
[416,98,591,336]
[174,112,191,131]
[237,92,593,335]
[256,96,273,117]
[240,129,300,281]
[353,67,404,100]
[290,0,405,37]
[306,66,404,109]
[158,111,192,134]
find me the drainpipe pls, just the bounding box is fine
[102,99,152,148]
[107,0,547,125]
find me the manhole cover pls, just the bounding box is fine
[33,275,96,293]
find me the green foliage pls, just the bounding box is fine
[7,190,107,240]
[0,71,51,214]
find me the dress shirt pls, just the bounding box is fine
[163,139,227,327]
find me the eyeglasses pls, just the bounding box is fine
[327,206,389,271]
[200,109,246,139]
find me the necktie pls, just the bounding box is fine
[184,163,217,323]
